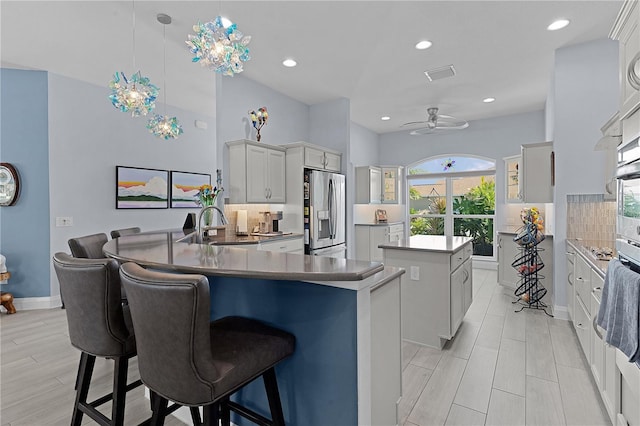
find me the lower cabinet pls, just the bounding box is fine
[566,245,576,321]
[591,289,605,391]
[355,223,405,262]
[382,241,473,349]
[257,237,304,253]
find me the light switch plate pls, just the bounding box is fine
[410,266,419,280]
[56,217,73,227]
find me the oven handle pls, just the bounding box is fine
[616,161,640,180]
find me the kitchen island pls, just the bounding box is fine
[380,235,473,349]
[104,230,404,426]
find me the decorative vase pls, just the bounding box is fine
[200,205,213,228]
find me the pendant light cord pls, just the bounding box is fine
[163,21,167,116]
[132,0,136,71]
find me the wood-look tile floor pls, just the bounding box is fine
[401,269,611,426]
[0,269,611,426]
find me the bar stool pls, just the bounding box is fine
[110,227,141,239]
[52,253,142,426]
[120,263,295,426]
[68,233,109,259]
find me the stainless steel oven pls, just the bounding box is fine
[617,137,640,245]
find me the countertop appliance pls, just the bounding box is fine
[304,169,346,258]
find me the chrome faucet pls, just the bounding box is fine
[198,205,228,239]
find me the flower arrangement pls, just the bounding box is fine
[249,107,268,141]
[195,184,223,207]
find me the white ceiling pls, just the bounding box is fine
[0,1,623,135]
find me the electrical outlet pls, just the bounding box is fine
[410,266,419,281]
[55,217,73,227]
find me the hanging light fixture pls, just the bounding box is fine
[109,0,158,116]
[147,13,183,140]
[186,15,251,76]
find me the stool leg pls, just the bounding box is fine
[72,352,96,426]
[111,357,129,426]
[202,402,220,426]
[220,396,231,426]
[0,292,16,314]
[263,368,285,426]
[150,393,168,426]
[189,407,202,426]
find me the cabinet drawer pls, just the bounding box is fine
[574,296,591,364]
[450,244,471,272]
[575,255,592,314]
[258,237,303,253]
[388,224,404,234]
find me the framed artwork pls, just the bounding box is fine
[170,171,211,208]
[116,166,169,209]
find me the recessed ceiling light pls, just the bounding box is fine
[381,116,391,121]
[282,59,297,67]
[547,19,570,31]
[483,97,496,103]
[415,40,433,50]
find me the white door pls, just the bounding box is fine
[246,145,269,202]
[267,149,286,202]
[450,265,464,337]
[370,167,382,204]
[324,152,341,172]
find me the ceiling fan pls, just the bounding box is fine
[402,107,469,135]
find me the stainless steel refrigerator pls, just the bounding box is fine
[304,169,346,258]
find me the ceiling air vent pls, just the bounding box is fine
[424,65,456,82]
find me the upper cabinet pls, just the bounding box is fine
[611,0,640,120]
[303,146,342,172]
[382,166,404,204]
[520,142,554,203]
[355,165,404,204]
[595,113,621,201]
[504,155,521,203]
[227,140,286,204]
[356,166,382,204]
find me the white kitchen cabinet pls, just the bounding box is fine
[504,155,521,203]
[381,238,473,349]
[611,0,640,120]
[302,144,342,172]
[575,294,592,365]
[381,166,403,204]
[574,254,592,317]
[566,244,576,322]
[355,223,404,262]
[356,165,404,205]
[595,113,621,201]
[355,166,383,204]
[227,140,286,204]
[519,142,554,203]
[258,236,304,254]
[497,233,521,288]
[591,287,605,392]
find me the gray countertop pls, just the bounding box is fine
[498,229,554,237]
[379,235,473,253]
[179,230,304,245]
[355,222,404,227]
[566,239,614,278]
[104,230,385,286]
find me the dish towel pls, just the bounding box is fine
[597,258,640,363]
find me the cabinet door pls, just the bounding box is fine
[504,156,522,203]
[602,343,618,423]
[382,167,401,204]
[304,147,327,169]
[575,254,592,316]
[246,145,269,202]
[324,152,341,172]
[566,249,575,322]
[370,167,382,203]
[574,295,591,364]
[521,142,553,203]
[590,290,605,392]
[450,264,465,337]
[497,235,520,289]
[619,3,640,118]
[369,226,387,262]
[462,259,473,314]
[267,149,286,202]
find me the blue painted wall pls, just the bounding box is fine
[0,69,50,297]
[209,276,358,426]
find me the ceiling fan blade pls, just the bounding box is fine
[401,121,428,127]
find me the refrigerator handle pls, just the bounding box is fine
[328,178,335,239]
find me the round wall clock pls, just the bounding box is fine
[0,163,20,206]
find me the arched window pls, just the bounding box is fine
[408,155,496,257]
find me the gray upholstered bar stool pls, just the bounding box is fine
[120,263,296,426]
[110,227,141,239]
[52,253,143,426]
[68,233,109,259]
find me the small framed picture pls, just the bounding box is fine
[116,166,169,209]
[170,171,211,208]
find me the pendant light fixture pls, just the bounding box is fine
[186,14,251,77]
[147,13,183,140]
[109,0,158,116]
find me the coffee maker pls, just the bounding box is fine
[271,211,283,233]
[258,211,283,234]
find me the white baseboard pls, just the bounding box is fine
[553,305,569,321]
[0,295,63,312]
[472,258,498,270]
